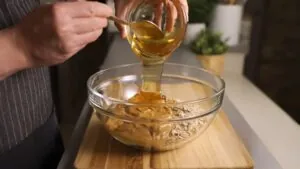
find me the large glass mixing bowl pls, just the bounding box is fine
[87,63,225,151]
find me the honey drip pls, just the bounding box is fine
[126,0,185,94]
[128,23,179,93]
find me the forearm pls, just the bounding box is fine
[0,27,31,80]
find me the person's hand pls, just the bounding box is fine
[114,0,188,38]
[15,1,112,67]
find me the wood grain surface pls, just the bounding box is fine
[74,110,253,169]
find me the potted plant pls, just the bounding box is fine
[209,0,246,46]
[184,0,218,45]
[190,30,229,75]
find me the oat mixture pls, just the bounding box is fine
[101,92,209,151]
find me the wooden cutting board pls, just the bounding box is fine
[74,110,253,169]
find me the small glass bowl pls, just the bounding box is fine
[124,0,187,60]
[87,63,225,151]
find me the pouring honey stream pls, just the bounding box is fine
[123,0,187,103]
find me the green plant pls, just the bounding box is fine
[190,30,229,55]
[187,0,218,23]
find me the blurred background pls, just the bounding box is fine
[41,0,300,144]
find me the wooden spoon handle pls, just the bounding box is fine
[108,16,129,25]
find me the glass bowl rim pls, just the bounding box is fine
[87,62,226,107]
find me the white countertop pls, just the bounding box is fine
[222,49,300,169]
[216,49,300,169]
[224,72,300,169]
[222,43,300,169]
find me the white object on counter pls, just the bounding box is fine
[210,4,243,46]
[183,23,206,45]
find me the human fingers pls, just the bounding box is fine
[54,2,113,18]
[179,0,189,22]
[72,17,108,34]
[114,0,129,38]
[114,23,126,39]
[115,0,140,38]
[154,1,163,29]
[76,29,103,46]
[165,0,177,32]
[67,44,87,58]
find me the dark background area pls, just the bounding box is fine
[244,0,300,124]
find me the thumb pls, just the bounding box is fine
[114,0,128,38]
